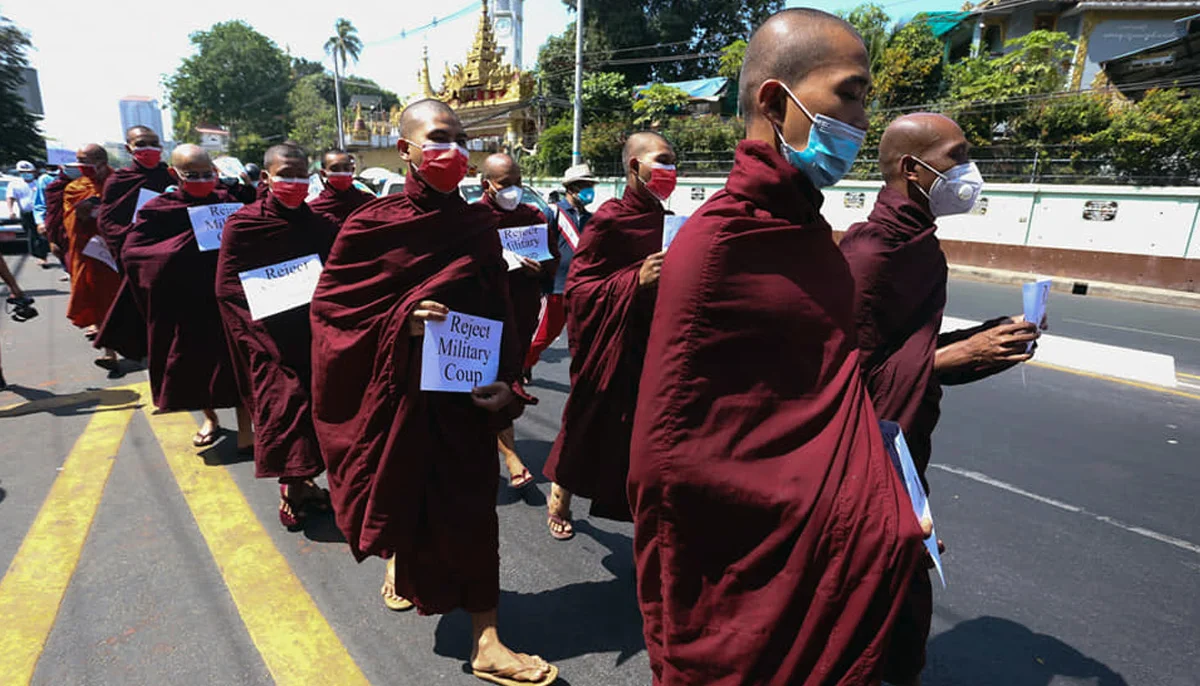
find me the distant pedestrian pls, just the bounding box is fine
[7,161,50,267]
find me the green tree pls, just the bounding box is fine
[873,19,943,111]
[534,21,611,114]
[292,57,325,80]
[838,3,891,74]
[165,22,291,148]
[324,18,363,147]
[661,115,744,172]
[718,39,746,80]
[582,71,630,124]
[633,83,689,127]
[527,120,574,177]
[287,74,338,157]
[0,16,43,163]
[1095,89,1200,183]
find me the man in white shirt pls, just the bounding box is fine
[6,160,50,267]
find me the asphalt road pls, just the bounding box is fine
[1,255,1197,685]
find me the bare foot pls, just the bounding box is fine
[193,413,220,447]
[546,484,573,540]
[471,641,553,684]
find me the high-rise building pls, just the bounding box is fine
[119,96,165,139]
[489,0,524,70]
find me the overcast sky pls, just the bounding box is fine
[2,0,965,150]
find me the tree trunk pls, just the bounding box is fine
[333,54,345,149]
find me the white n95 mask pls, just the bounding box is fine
[915,159,984,217]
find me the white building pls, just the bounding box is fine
[119,96,166,139]
[490,0,524,70]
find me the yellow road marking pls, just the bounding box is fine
[1179,372,1200,381]
[0,401,136,682]
[0,387,143,418]
[1029,361,1200,402]
[141,393,369,686]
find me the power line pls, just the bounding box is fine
[363,3,478,46]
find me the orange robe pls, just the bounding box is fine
[63,177,122,329]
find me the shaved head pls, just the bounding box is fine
[879,113,968,183]
[264,143,308,175]
[323,148,353,171]
[400,98,459,140]
[481,153,517,183]
[77,143,108,165]
[740,9,863,123]
[170,143,212,171]
[622,131,672,170]
[125,125,158,143]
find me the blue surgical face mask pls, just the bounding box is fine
[576,186,595,205]
[772,83,866,188]
[20,172,34,181]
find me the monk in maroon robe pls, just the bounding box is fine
[308,149,374,226]
[840,113,1040,686]
[216,143,336,531]
[42,170,73,274]
[98,126,173,269]
[476,152,555,491]
[543,132,674,539]
[124,144,250,448]
[310,99,556,686]
[628,11,926,684]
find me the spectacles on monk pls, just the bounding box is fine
[176,170,216,182]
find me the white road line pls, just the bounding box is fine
[1178,381,1200,392]
[931,464,1200,556]
[1060,318,1200,343]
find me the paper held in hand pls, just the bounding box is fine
[498,225,552,266]
[187,203,242,252]
[237,253,323,321]
[82,235,118,272]
[1022,279,1052,351]
[133,188,160,222]
[879,420,945,587]
[420,311,503,393]
[662,215,689,250]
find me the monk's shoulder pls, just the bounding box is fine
[838,220,892,256]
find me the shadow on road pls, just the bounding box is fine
[925,616,1129,686]
[0,386,142,418]
[527,378,571,395]
[432,521,644,667]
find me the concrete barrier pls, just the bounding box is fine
[941,316,1178,388]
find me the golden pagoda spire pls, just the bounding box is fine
[418,45,436,97]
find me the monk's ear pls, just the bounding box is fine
[397,139,411,161]
[900,155,921,183]
[757,80,788,129]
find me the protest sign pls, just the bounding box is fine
[133,188,160,221]
[420,311,503,393]
[237,253,323,320]
[187,203,242,252]
[1022,279,1052,351]
[879,420,945,587]
[82,236,117,272]
[498,224,552,263]
[662,215,689,250]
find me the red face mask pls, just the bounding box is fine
[181,179,216,198]
[326,172,354,192]
[271,177,310,208]
[415,142,469,193]
[644,163,677,201]
[132,146,162,168]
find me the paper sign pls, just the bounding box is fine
[502,250,525,272]
[1022,279,1052,351]
[879,420,945,587]
[46,147,76,166]
[498,224,552,263]
[187,203,242,252]
[82,236,118,272]
[237,254,323,320]
[420,311,503,393]
[662,215,689,250]
[133,188,160,221]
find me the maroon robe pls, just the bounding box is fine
[44,175,71,272]
[543,185,663,521]
[122,188,241,412]
[628,141,924,685]
[476,192,555,364]
[216,196,337,479]
[307,185,375,226]
[310,172,527,615]
[97,163,174,270]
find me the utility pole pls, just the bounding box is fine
[572,0,584,165]
[333,54,345,149]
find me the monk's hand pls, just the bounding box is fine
[408,300,449,336]
[970,320,1039,367]
[470,382,514,412]
[36,223,46,235]
[520,257,543,275]
[638,251,666,288]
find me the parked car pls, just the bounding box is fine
[458,182,553,217]
[0,176,28,251]
[379,174,406,197]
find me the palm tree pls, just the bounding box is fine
[324,18,363,148]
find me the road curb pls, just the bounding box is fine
[941,316,1179,388]
[948,265,1200,309]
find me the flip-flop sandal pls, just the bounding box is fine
[547,512,574,541]
[509,469,534,490]
[278,484,308,531]
[473,662,558,686]
[381,558,414,611]
[192,427,220,447]
[93,357,119,371]
[298,484,333,513]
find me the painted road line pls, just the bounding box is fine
[932,464,1200,557]
[1059,318,1200,344]
[142,398,369,686]
[0,400,137,682]
[1028,361,1200,402]
[1180,372,1200,381]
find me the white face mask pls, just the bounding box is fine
[914,159,984,217]
[494,184,523,212]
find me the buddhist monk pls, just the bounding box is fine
[98,125,173,267]
[308,149,374,225]
[123,144,251,449]
[542,132,674,540]
[63,144,121,368]
[839,113,1040,686]
[627,10,927,684]
[477,152,556,491]
[310,99,556,686]
[216,143,336,531]
[40,165,77,275]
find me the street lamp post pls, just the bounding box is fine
[572,0,584,165]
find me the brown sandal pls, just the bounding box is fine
[381,557,414,611]
[473,659,558,685]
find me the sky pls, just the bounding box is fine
[3,0,967,150]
